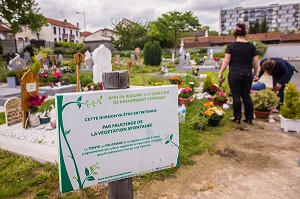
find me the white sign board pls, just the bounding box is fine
[26,82,37,92]
[57,86,179,193]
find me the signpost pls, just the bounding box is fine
[56,85,179,194]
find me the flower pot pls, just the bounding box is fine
[40,117,51,124]
[28,114,40,127]
[7,76,17,88]
[280,115,300,133]
[178,96,193,106]
[254,110,271,119]
[208,118,222,126]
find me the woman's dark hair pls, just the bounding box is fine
[262,59,276,75]
[233,23,246,38]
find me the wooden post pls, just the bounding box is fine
[108,178,133,199]
[74,53,85,92]
[102,70,133,199]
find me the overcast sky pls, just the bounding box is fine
[37,0,300,33]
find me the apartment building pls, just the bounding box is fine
[220,3,300,35]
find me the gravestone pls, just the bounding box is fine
[209,49,214,60]
[4,97,23,126]
[179,40,185,68]
[172,53,175,63]
[134,47,140,60]
[115,54,120,64]
[84,58,94,69]
[39,57,50,70]
[92,44,112,83]
[21,70,39,128]
[58,54,64,62]
[36,53,43,61]
[9,56,27,71]
[50,54,58,66]
[84,50,91,60]
[24,51,31,62]
[186,52,191,66]
[130,53,135,62]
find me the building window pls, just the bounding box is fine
[53,27,56,34]
[70,30,72,35]
[76,31,78,36]
[63,28,65,34]
[54,38,57,42]
[59,28,61,35]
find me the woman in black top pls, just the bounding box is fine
[218,23,259,124]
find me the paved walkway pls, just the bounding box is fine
[0,135,57,164]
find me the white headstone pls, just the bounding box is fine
[24,51,31,62]
[209,49,214,60]
[58,54,64,62]
[179,39,185,68]
[92,44,112,83]
[186,52,191,66]
[84,50,91,60]
[130,53,135,61]
[9,56,26,71]
[172,53,175,63]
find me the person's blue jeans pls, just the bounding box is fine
[273,75,293,108]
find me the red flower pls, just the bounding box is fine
[53,71,61,78]
[28,94,46,107]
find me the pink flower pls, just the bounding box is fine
[53,71,61,78]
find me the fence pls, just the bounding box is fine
[0,40,55,55]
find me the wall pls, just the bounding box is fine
[83,40,112,52]
[263,44,300,59]
[0,40,30,54]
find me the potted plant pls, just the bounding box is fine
[279,83,300,133]
[187,113,209,131]
[38,100,53,124]
[168,76,183,88]
[27,94,46,127]
[178,87,193,106]
[203,101,225,126]
[6,70,18,88]
[202,73,218,95]
[251,89,280,118]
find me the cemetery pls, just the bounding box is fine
[0,38,300,198]
[0,3,300,198]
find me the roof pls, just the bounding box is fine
[47,18,80,30]
[183,32,300,47]
[194,30,206,37]
[80,31,92,37]
[0,23,12,33]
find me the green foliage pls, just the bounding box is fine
[35,47,53,56]
[251,89,280,111]
[280,83,300,119]
[6,70,17,77]
[113,20,148,50]
[0,0,47,34]
[38,99,55,117]
[247,39,268,57]
[213,52,225,58]
[143,41,162,66]
[0,112,5,124]
[208,30,219,36]
[147,11,201,51]
[203,73,214,90]
[249,18,268,34]
[31,58,41,73]
[54,42,86,55]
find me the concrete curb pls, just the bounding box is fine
[0,135,57,164]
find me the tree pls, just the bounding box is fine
[0,0,48,34]
[259,18,268,33]
[147,11,200,56]
[143,41,162,66]
[112,19,148,50]
[253,19,260,34]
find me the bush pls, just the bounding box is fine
[6,70,17,77]
[280,83,300,119]
[143,41,162,66]
[24,44,36,57]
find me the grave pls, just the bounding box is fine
[23,51,31,62]
[39,57,50,70]
[8,56,27,71]
[4,97,23,126]
[84,58,93,69]
[58,54,64,62]
[92,44,112,83]
[36,53,43,61]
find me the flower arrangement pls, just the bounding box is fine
[28,94,46,114]
[212,90,228,103]
[179,87,193,99]
[280,83,300,120]
[203,101,225,120]
[168,76,183,85]
[53,71,62,79]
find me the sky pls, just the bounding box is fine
[37,0,300,33]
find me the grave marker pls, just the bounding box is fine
[24,51,31,62]
[92,44,112,83]
[84,58,93,69]
[50,54,58,66]
[21,70,39,128]
[36,53,43,61]
[84,50,91,60]
[39,57,50,69]
[58,54,64,62]
[9,56,26,71]
[4,97,23,126]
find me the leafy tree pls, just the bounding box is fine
[147,11,201,56]
[248,25,255,34]
[112,19,148,50]
[253,19,260,34]
[0,0,48,34]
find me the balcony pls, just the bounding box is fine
[62,33,69,39]
[70,35,75,40]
